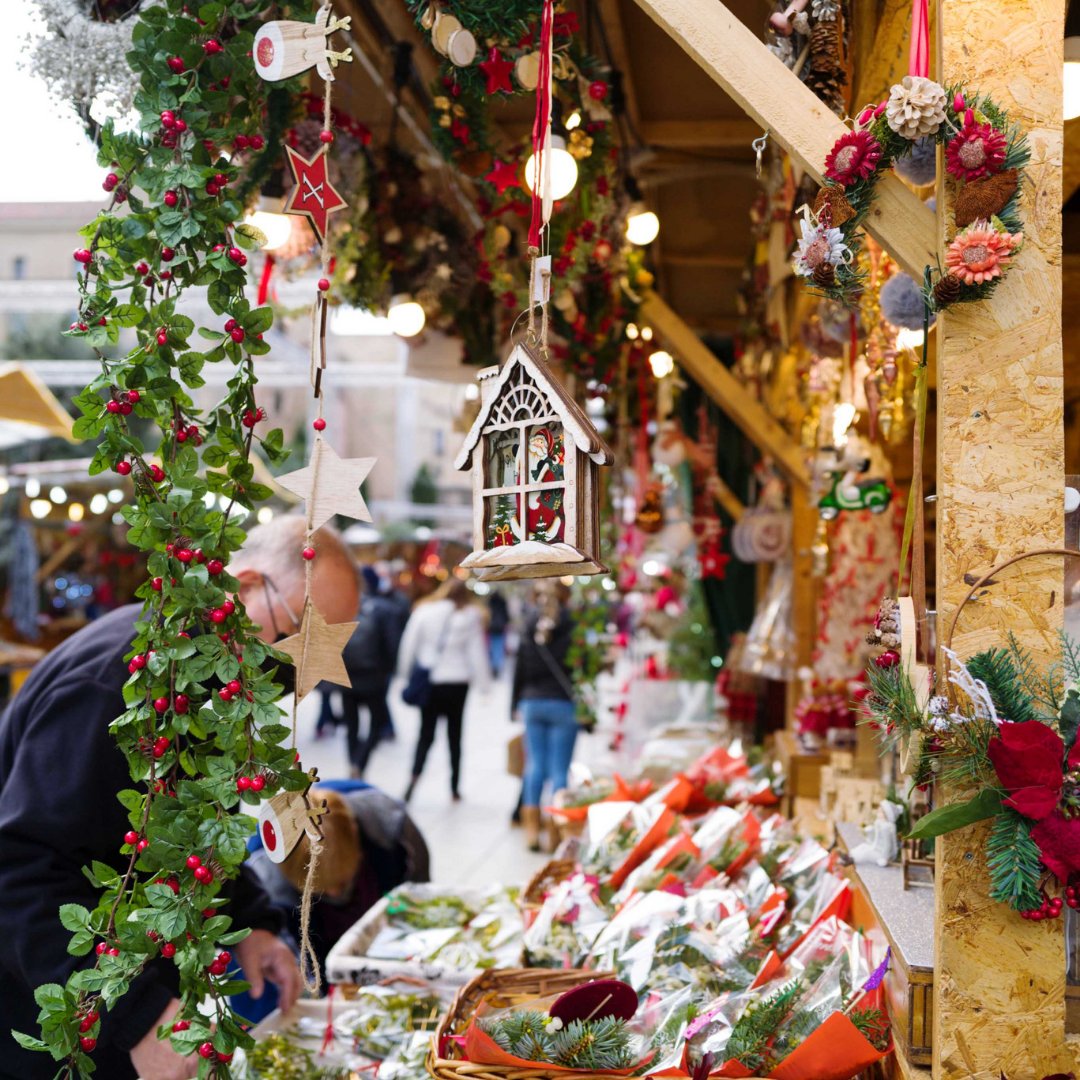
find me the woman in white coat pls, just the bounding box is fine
[397,579,490,802]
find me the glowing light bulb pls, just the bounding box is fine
[0,476,9,495]
[626,322,639,340]
[1066,39,1080,120]
[895,327,925,351]
[648,350,675,379]
[25,478,40,498]
[107,488,124,504]
[89,494,109,514]
[49,486,67,504]
[626,208,660,246]
[257,507,275,524]
[565,110,582,131]
[524,135,579,201]
[68,503,85,522]
[640,326,654,342]
[387,295,426,338]
[29,499,51,519]
[243,210,293,253]
[832,401,858,446]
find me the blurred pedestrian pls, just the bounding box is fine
[340,568,406,776]
[487,588,510,677]
[398,578,489,803]
[512,583,578,852]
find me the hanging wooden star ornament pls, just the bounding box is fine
[479,46,514,95]
[283,146,347,245]
[277,438,375,530]
[258,768,328,864]
[254,3,353,83]
[275,603,358,701]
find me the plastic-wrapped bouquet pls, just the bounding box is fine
[524,873,610,967]
[337,984,443,1060]
[240,1033,350,1079]
[581,801,679,892]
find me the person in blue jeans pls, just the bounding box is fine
[512,583,578,852]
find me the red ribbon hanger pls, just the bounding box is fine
[909,0,929,78]
[527,0,554,250]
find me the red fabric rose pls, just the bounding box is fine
[1031,813,1080,883]
[987,721,1071,820]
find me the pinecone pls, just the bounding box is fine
[933,273,963,307]
[805,69,846,112]
[812,262,836,287]
[865,630,882,646]
[810,20,839,63]
[811,0,840,19]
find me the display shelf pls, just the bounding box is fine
[774,729,829,816]
[837,822,934,1069]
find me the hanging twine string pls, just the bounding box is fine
[297,839,324,996]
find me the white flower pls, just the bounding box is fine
[545,1016,564,1032]
[793,212,850,278]
[811,0,840,19]
[885,76,948,139]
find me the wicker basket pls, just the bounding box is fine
[426,967,639,1080]
[521,858,577,929]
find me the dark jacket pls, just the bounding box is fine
[0,605,281,1080]
[512,608,575,709]
[246,783,430,979]
[343,593,405,694]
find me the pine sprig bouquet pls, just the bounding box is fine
[865,635,1080,918]
[477,1010,639,1072]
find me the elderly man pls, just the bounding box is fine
[0,515,359,1080]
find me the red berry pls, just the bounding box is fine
[174,694,189,714]
[218,950,232,964]
[319,130,334,144]
[74,248,92,264]
[198,1042,215,1059]
[227,246,243,264]
[224,318,237,332]
[207,559,224,575]
[153,696,169,714]
[203,39,223,54]
[115,460,132,476]
[218,688,233,703]
[172,1020,190,1032]
[226,679,242,695]
[149,464,166,483]
[208,959,227,976]
[156,330,168,347]
[163,190,179,207]
[214,173,229,187]
[250,134,265,150]
[160,247,175,262]
[161,942,176,958]
[176,548,194,564]
[210,608,227,624]
[205,181,220,197]
[231,327,246,343]
[123,830,138,845]
[186,854,202,869]
[103,172,119,191]
[78,1016,94,1033]
[236,776,252,791]
[106,400,121,414]
[234,135,250,150]
[302,547,316,560]
[874,650,901,669]
[195,866,214,885]
[313,417,326,431]
[136,837,149,852]
[167,56,186,74]
[588,80,608,100]
[151,576,163,591]
[159,270,173,280]
[174,119,187,133]
[160,110,175,127]
[250,775,266,793]
[222,600,236,615]
[126,389,140,403]
[130,653,147,670]
[217,1051,234,1064]
[107,947,120,956]
[80,1037,97,1053]
[96,942,107,955]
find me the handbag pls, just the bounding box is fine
[401,611,453,709]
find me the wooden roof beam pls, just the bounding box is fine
[641,292,809,486]
[628,0,936,279]
[640,118,761,149]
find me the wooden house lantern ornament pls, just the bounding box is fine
[455,343,613,581]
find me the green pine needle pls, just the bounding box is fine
[724,980,802,1072]
[987,808,1044,911]
[965,648,1038,723]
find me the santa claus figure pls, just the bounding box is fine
[526,427,566,542]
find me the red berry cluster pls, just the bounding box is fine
[198,1041,233,1064]
[1020,891,1065,920]
[232,133,266,152]
[159,109,188,149]
[241,406,266,428]
[236,772,266,793]
[206,949,231,977]
[224,316,246,341]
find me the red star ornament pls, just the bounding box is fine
[699,544,731,581]
[479,46,514,95]
[485,158,521,195]
[283,145,346,243]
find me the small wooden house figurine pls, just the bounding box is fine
[455,343,613,581]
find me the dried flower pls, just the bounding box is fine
[824,130,883,186]
[944,220,1022,285]
[885,75,948,139]
[811,0,840,19]
[946,119,1008,182]
[793,216,849,278]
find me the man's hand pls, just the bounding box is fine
[129,999,198,1080]
[236,928,303,1012]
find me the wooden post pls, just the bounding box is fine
[933,1,1069,1075]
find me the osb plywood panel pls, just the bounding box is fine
[933,2,1068,1078]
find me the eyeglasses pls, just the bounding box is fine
[261,574,302,640]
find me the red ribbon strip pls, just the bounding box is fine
[319,983,336,1056]
[527,0,554,250]
[256,252,275,306]
[909,0,929,78]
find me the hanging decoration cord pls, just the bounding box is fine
[752,131,769,180]
[527,0,554,352]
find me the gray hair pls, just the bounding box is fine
[230,513,355,587]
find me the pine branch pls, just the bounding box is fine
[724,981,802,1072]
[1008,633,1061,715]
[987,808,1043,911]
[849,1009,891,1051]
[1061,633,1080,686]
[965,648,1038,723]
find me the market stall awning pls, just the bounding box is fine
[0,364,75,449]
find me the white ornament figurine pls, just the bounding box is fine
[849,799,903,867]
[254,4,353,83]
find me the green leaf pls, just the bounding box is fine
[234,223,266,250]
[906,788,1004,840]
[59,904,91,932]
[242,306,273,335]
[112,303,147,327]
[12,1032,48,1053]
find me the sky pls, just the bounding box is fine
[0,3,111,202]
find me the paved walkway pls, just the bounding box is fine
[292,671,554,889]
